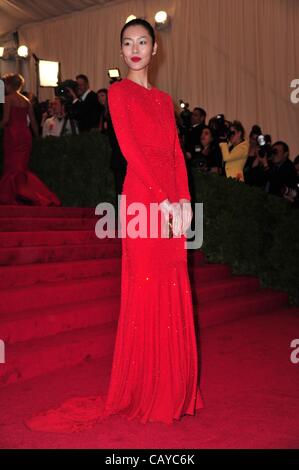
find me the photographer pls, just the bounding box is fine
[283,155,299,208]
[263,141,297,198]
[244,125,270,187]
[42,97,78,137]
[184,107,207,164]
[219,120,249,182]
[67,74,101,133]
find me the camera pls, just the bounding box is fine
[190,147,207,170]
[54,79,79,118]
[55,79,78,104]
[257,134,273,159]
[211,114,232,141]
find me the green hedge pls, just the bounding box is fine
[0,131,115,207]
[0,132,298,305]
[191,169,299,305]
[30,132,116,207]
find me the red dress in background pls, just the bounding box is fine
[0,105,60,206]
[26,78,203,431]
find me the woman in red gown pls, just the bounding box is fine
[103,19,204,424]
[26,18,203,432]
[0,73,60,206]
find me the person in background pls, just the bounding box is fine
[198,125,223,174]
[283,155,299,208]
[245,125,262,167]
[40,100,53,129]
[243,124,268,187]
[68,74,101,132]
[184,107,206,165]
[42,97,78,137]
[263,141,297,198]
[219,120,249,182]
[0,73,60,206]
[97,88,109,134]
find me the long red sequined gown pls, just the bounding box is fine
[103,78,204,424]
[0,105,60,206]
[26,78,203,432]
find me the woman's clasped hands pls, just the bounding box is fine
[159,198,193,238]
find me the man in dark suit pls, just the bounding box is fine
[263,141,297,197]
[184,107,207,160]
[68,74,101,132]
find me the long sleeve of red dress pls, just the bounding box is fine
[167,95,191,202]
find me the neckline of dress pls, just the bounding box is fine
[124,77,155,91]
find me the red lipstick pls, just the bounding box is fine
[131,56,141,62]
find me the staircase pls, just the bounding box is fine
[0,205,289,387]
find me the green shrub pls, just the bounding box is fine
[191,169,299,305]
[0,131,115,207]
[28,131,115,207]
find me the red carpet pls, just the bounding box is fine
[0,205,298,448]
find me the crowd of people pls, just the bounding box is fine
[23,74,109,137]
[178,107,299,208]
[0,72,298,208]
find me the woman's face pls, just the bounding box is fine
[229,127,242,146]
[249,134,258,146]
[97,92,107,105]
[121,25,157,71]
[201,128,212,147]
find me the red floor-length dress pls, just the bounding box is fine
[25,78,203,432]
[102,78,204,423]
[0,105,60,206]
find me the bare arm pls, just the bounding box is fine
[28,102,39,137]
[0,98,11,128]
